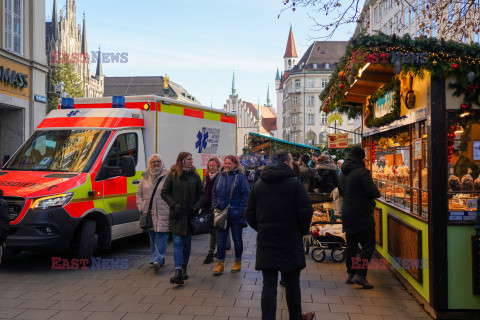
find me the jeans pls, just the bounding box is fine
[148,230,169,265]
[345,227,376,277]
[208,229,217,255]
[217,223,243,261]
[261,269,302,320]
[172,233,192,269]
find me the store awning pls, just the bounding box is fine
[345,63,395,104]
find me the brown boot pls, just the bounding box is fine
[231,260,241,273]
[302,312,315,320]
[212,261,224,275]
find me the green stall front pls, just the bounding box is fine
[320,34,480,319]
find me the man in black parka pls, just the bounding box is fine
[338,146,381,289]
[245,149,314,320]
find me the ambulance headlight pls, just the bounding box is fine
[30,193,74,210]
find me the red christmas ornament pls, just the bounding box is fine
[339,83,344,89]
[452,63,459,70]
[380,53,388,62]
[448,125,457,134]
[460,103,470,112]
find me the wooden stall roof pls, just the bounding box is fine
[345,63,396,104]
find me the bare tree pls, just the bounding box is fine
[280,0,480,41]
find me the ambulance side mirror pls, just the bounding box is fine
[121,156,136,177]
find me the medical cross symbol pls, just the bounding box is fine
[66,111,80,117]
[195,128,209,153]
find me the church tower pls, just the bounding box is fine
[284,25,298,71]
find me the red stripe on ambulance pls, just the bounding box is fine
[38,117,144,129]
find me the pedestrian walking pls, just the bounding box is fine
[161,152,205,285]
[137,154,170,272]
[245,149,314,320]
[315,154,339,193]
[0,188,9,264]
[338,146,381,289]
[212,155,250,275]
[202,157,221,264]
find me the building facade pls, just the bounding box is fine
[356,0,480,43]
[224,73,276,155]
[0,0,48,161]
[46,0,104,98]
[276,27,356,146]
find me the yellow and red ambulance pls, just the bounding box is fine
[0,95,236,259]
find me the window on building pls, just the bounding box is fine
[4,0,23,55]
[384,0,388,15]
[474,31,480,43]
[378,3,383,20]
[374,6,379,23]
[321,114,327,124]
[404,8,409,26]
[307,96,315,106]
[313,63,317,69]
[295,79,300,89]
[292,133,298,143]
[410,7,415,24]
[307,114,315,125]
[292,114,298,124]
[293,96,298,105]
[448,3,455,23]
[394,13,400,31]
[307,78,314,88]
[325,63,330,69]
[389,19,393,35]
[431,20,438,37]
[321,78,328,88]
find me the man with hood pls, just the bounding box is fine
[245,149,314,320]
[338,146,380,289]
[315,154,338,193]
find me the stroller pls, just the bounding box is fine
[303,192,346,263]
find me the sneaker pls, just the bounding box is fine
[352,274,374,289]
[203,253,214,264]
[170,269,184,285]
[302,312,315,320]
[152,262,160,273]
[346,273,355,284]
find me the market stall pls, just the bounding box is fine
[243,132,320,158]
[320,34,480,319]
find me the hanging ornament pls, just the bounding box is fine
[432,60,438,66]
[394,60,402,74]
[452,63,459,71]
[467,71,476,83]
[448,125,457,134]
[339,83,344,90]
[460,103,470,112]
[338,70,345,79]
[380,53,388,63]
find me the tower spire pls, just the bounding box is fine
[51,0,59,42]
[95,46,103,78]
[275,67,280,81]
[81,12,88,54]
[266,84,271,107]
[231,70,237,96]
[284,25,298,71]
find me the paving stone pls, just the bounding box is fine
[50,300,90,311]
[140,295,174,304]
[84,311,126,320]
[330,303,363,313]
[360,305,399,315]
[192,316,228,320]
[180,305,216,316]
[214,306,248,317]
[82,301,121,312]
[157,315,193,320]
[78,293,115,302]
[234,298,260,308]
[13,308,59,320]
[0,290,27,299]
[114,302,152,313]
[348,314,385,320]
[49,310,92,320]
[341,296,374,305]
[0,308,26,318]
[15,299,56,309]
[314,312,349,320]
[122,313,159,320]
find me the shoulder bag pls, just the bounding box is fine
[213,174,238,230]
[140,175,164,231]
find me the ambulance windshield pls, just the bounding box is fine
[5,129,110,172]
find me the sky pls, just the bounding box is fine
[45,0,359,110]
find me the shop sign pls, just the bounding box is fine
[327,113,343,126]
[413,139,423,160]
[327,133,348,149]
[374,90,394,119]
[0,66,28,88]
[474,141,480,161]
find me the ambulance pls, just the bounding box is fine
[0,95,236,260]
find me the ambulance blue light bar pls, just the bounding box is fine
[112,95,126,108]
[60,97,74,109]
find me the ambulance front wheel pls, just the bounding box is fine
[78,220,98,262]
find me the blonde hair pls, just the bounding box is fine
[146,154,163,172]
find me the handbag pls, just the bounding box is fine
[213,174,238,230]
[140,175,164,231]
[189,210,214,235]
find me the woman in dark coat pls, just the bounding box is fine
[211,155,250,275]
[315,155,339,193]
[245,150,314,320]
[161,152,204,285]
[202,157,221,264]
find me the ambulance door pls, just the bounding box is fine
[99,129,145,239]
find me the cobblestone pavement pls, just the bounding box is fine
[0,227,431,320]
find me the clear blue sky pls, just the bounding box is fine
[45,0,358,109]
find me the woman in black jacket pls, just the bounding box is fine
[245,150,314,320]
[315,155,339,193]
[161,152,204,285]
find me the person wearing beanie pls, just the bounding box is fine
[338,146,380,289]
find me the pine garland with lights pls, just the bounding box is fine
[319,33,480,124]
[364,79,401,128]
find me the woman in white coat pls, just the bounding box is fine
[137,154,170,272]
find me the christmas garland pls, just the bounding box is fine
[364,78,401,128]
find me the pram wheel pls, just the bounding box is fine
[311,248,326,262]
[303,236,311,255]
[331,248,345,263]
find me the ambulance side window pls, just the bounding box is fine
[106,133,138,169]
